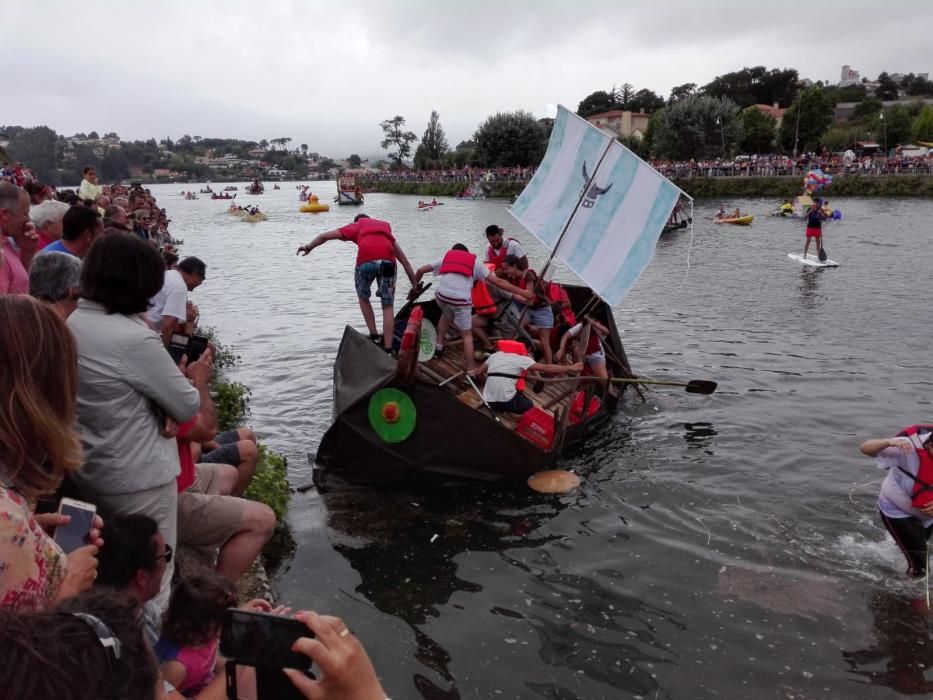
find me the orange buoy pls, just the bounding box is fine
[527,470,581,494]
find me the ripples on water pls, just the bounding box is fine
[159,184,933,698]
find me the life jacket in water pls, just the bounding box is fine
[438,250,476,276]
[496,339,529,390]
[894,425,933,508]
[486,237,519,269]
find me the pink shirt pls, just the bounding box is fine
[0,236,29,295]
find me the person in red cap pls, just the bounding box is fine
[474,339,581,414]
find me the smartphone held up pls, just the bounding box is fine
[53,497,96,553]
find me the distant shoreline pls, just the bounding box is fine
[359,175,933,199]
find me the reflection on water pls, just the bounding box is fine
[843,591,933,695]
[797,266,825,309]
[157,186,933,698]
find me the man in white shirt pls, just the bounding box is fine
[149,256,206,345]
[475,340,582,414]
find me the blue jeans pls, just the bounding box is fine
[355,260,396,307]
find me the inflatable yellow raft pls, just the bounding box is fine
[241,212,267,223]
[300,194,330,213]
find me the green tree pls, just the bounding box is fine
[850,97,884,123]
[259,139,269,150]
[98,148,130,181]
[630,88,665,113]
[88,131,100,140]
[473,111,545,167]
[701,66,799,108]
[739,107,777,153]
[414,110,449,169]
[348,154,362,167]
[778,86,834,153]
[576,90,616,117]
[668,83,697,104]
[7,126,59,181]
[913,106,933,142]
[882,105,914,148]
[650,96,740,159]
[821,125,860,152]
[379,116,418,169]
[614,83,635,109]
[300,143,308,155]
[876,72,899,101]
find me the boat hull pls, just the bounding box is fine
[313,285,630,490]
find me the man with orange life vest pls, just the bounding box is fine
[500,254,555,364]
[296,214,416,351]
[473,339,582,414]
[413,244,531,374]
[484,225,527,271]
[554,317,610,380]
[860,425,933,578]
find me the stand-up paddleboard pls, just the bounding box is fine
[788,252,839,268]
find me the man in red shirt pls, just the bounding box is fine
[296,214,416,350]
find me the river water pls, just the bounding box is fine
[158,183,933,699]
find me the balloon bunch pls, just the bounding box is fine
[803,169,832,195]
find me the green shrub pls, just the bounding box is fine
[244,445,290,521]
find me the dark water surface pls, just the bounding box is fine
[158,184,933,699]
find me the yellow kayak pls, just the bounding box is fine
[241,212,267,223]
[714,215,754,225]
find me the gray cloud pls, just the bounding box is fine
[5,0,931,156]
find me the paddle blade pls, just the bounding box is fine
[818,246,827,262]
[685,380,718,395]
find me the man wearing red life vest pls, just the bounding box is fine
[297,214,416,351]
[484,225,527,271]
[555,317,610,380]
[499,255,555,364]
[861,426,933,578]
[474,339,581,414]
[413,244,531,374]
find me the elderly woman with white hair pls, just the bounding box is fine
[29,251,81,318]
[30,199,69,250]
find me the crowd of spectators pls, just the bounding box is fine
[361,165,536,184]
[352,152,933,185]
[650,151,933,179]
[0,165,389,698]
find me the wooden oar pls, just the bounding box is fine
[488,373,718,395]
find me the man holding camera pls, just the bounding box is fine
[297,214,416,351]
[149,256,206,346]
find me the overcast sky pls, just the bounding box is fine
[6,0,930,157]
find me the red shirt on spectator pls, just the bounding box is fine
[175,417,198,492]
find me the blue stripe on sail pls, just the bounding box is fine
[511,108,570,220]
[601,183,679,305]
[536,127,607,248]
[565,147,640,272]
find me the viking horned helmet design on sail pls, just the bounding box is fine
[581,161,613,208]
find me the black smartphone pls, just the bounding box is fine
[167,334,208,365]
[53,498,97,554]
[220,609,313,670]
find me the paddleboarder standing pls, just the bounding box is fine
[860,427,933,578]
[803,201,823,260]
